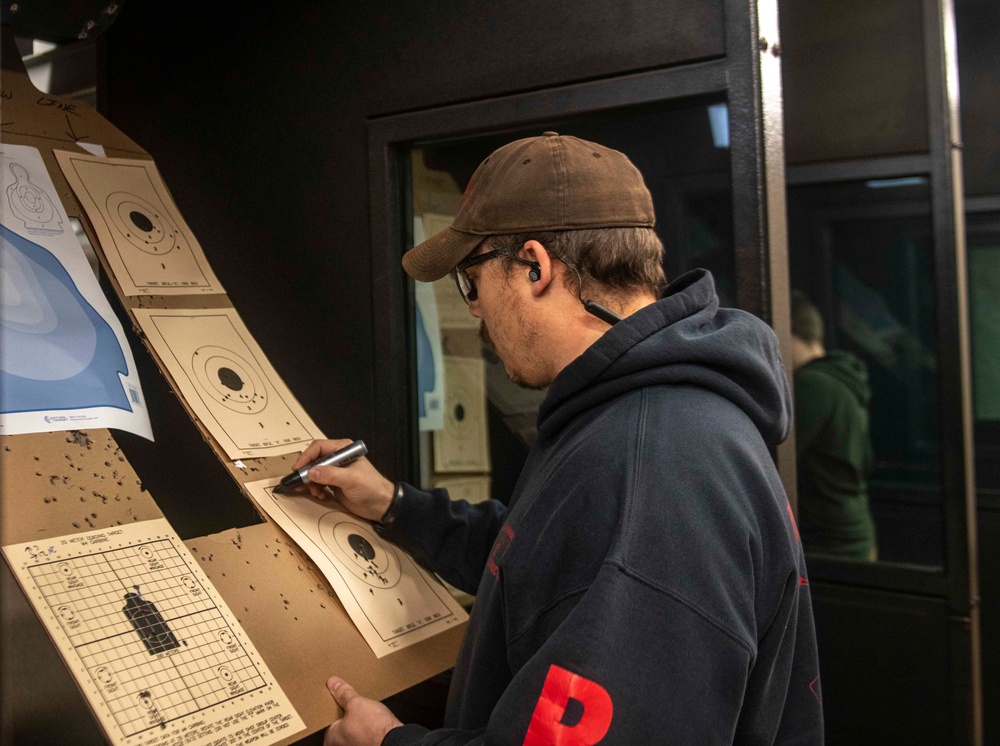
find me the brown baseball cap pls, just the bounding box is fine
[402,131,655,281]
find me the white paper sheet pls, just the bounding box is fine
[2,519,305,746]
[243,478,468,658]
[0,143,153,440]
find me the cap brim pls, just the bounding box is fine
[402,227,486,282]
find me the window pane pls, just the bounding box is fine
[787,177,944,567]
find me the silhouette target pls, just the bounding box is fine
[7,162,61,232]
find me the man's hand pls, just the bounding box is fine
[324,676,403,746]
[291,439,395,521]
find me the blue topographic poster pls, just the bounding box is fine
[0,143,152,440]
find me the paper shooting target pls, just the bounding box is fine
[1,232,95,381]
[0,226,131,414]
[433,356,490,472]
[443,373,473,440]
[191,345,267,414]
[106,192,180,255]
[7,162,61,234]
[318,515,400,588]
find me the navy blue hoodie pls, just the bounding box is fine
[383,269,823,745]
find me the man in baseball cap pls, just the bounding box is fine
[299,133,823,745]
[402,131,666,389]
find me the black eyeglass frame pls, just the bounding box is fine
[452,249,538,303]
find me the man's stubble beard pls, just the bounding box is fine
[479,319,548,391]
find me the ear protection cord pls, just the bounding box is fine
[524,250,623,326]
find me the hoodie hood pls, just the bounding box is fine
[536,269,792,446]
[801,349,871,407]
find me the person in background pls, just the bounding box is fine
[791,290,878,561]
[299,132,823,745]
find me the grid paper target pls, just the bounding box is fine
[27,540,268,738]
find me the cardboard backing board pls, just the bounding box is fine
[187,522,466,735]
[1,39,463,741]
[0,430,163,546]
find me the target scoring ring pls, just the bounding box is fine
[318,515,400,588]
[106,192,179,255]
[192,345,267,413]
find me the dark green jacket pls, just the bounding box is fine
[794,350,876,560]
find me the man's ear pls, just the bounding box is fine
[522,240,553,296]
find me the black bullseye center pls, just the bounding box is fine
[217,367,245,391]
[130,211,154,232]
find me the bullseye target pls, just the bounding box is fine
[318,515,400,588]
[443,375,473,440]
[192,345,267,413]
[433,356,490,471]
[106,192,180,255]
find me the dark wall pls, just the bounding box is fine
[99,1,724,520]
[956,0,1000,197]
[810,582,954,745]
[779,0,928,164]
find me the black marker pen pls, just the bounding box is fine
[276,439,367,493]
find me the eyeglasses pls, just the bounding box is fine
[452,249,536,304]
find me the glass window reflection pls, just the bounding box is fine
[788,177,944,567]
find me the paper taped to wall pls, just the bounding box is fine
[133,307,324,460]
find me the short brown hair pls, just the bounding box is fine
[791,290,824,344]
[485,227,666,299]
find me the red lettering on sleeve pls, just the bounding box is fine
[785,501,801,542]
[486,524,515,578]
[523,664,613,746]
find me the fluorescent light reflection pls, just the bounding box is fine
[708,103,729,149]
[864,176,928,189]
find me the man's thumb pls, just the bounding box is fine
[327,676,356,709]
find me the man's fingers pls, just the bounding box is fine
[293,439,355,470]
[292,440,325,470]
[309,464,348,488]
